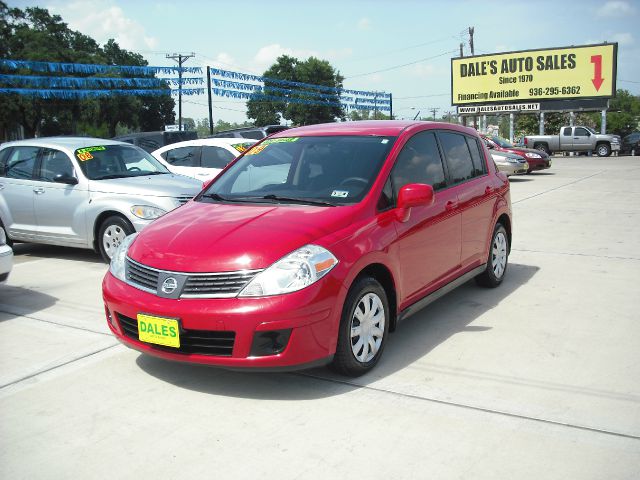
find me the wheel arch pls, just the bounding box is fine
[351,263,398,332]
[92,210,134,252]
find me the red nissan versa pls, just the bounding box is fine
[481,134,551,173]
[103,121,512,376]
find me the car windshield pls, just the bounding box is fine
[491,136,514,148]
[75,144,170,180]
[200,135,397,206]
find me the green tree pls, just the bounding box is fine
[0,2,175,139]
[247,55,345,127]
[348,109,390,121]
[607,89,640,137]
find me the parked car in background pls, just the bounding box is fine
[481,134,551,173]
[103,120,512,376]
[0,226,13,284]
[151,138,256,181]
[209,125,289,140]
[0,137,202,262]
[524,126,620,157]
[490,151,529,176]
[621,132,640,155]
[113,130,198,153]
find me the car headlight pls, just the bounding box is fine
[239,244,338,297]
[130,205,167,220]
[525,152,542,158]
[109,233,138,281]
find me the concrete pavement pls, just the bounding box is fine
[1,156,639,479]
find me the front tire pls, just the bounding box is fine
[475,224,509,288]
[596,143,611,157]
[98,215,134,263]
[331,277,390,377]
[534,143,550,155]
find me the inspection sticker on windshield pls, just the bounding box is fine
[331,190,349,198]
[232,142,254,153]
[262,137,299,145]
[75,146,106,161]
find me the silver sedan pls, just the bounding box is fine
[491,151,529,176]
[0,137,203,261]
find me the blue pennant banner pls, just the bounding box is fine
[209,67,390,99]
[0,59,202,75]
[0,88,205,98]
[212,78,355,103]
[212,87,391,112]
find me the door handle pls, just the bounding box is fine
[445,200,458,211]
[33,187,45,194]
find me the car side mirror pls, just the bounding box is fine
[396,183,434,222]
[486,143,494,149]
[53,173,78,185]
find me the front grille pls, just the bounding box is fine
[182,271,258,297]
[117,313,235,356]
[126,259,159,292]
[125,258,261,298]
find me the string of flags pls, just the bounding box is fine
[0,60,391,111]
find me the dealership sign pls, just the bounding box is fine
[457,103,540,114]
[451,43,617,106]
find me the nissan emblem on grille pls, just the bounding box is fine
[161,277,178,294]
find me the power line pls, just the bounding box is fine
[345,49,457,79]
[347,35,458,63]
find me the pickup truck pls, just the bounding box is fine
[524,126,621,157]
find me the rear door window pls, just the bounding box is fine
[465,137,487,176]
[165,146,200,167]
[5,146,39,179]
[437,131,476,184]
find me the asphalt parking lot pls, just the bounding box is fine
[1,155,639,479]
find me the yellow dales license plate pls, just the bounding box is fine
[137,314,180,348]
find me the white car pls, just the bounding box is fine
[0,225,13,284]
[151,138,256,181]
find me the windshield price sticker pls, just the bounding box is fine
[75,146,106,161]
[331,190,349,198]
[451,43,617,105]
[233,142,254,153]
[262,137,299,145]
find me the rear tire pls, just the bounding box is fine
[475,224,509,288]
[330,277,390,377]
[98,215,134,263]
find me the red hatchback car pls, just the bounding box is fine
[481,134,552,173]
[103,121,512,376]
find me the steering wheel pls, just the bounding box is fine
[339,177,368,188]
[127,167,142,172]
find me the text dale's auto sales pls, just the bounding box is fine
[450,43,617,106]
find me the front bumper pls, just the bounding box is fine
[102,271,345,370]
[527,158,551,171]
[0,245,13,284]
[497,162,529,176]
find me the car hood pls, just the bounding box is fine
[89,174,202,197]
[127,200,358,272]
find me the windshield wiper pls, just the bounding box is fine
[258,194,337,207]
[92,174,128,180]
[201,193,228,201]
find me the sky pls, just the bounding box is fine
[9,0,640,125]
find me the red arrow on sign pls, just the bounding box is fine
[591,55,604,91]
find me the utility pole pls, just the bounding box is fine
[429,107,439,121]
[468,27,477,130]
[166,52,195,131]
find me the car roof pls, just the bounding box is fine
[270,120,471,137]
[151,138,257,154]
[0,136,127,150]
